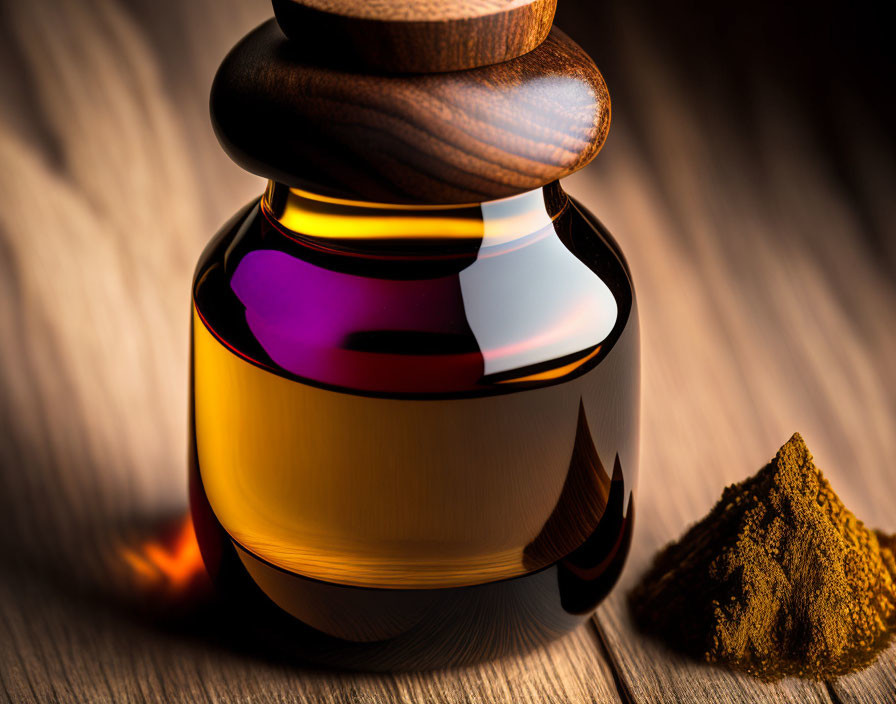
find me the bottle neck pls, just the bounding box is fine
[261,181,569,254]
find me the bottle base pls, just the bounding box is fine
[190,463,634,671]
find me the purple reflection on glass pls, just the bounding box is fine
[230,249,484,393]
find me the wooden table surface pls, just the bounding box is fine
[1,0,893,702]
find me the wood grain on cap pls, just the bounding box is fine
[211,20,610,205]
[271,0,557,72]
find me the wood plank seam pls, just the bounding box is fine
[824,681,846,704]
[589,619,636,704]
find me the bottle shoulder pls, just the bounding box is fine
[193,195,634,398]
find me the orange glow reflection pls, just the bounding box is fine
[120,514,209,601]
[496,345,602,384]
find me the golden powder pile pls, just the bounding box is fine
[629,433,896,680]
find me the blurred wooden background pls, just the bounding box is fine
[0,0,893,701]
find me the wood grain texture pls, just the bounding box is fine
[272,0,557,72]
[562,1,896,699]
[0,567,622,704]
[211,20,609,204]
[833,654,896,704]
[1,0,894,702]
[279,0,548,20]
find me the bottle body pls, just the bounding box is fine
[189,182,639,669]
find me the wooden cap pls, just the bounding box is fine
[211,19,610,205]
[271,0,558,73]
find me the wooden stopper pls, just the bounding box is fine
[211,19,610,205]
[271,0,558,73]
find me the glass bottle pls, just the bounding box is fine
[189,178,639,669]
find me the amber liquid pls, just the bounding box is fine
[190,185,638,669]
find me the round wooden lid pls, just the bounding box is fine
[211,19,610,205]
[271,0,558,73]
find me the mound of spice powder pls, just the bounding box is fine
[629,433,896,680]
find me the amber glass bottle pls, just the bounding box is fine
[193,3,637,670]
